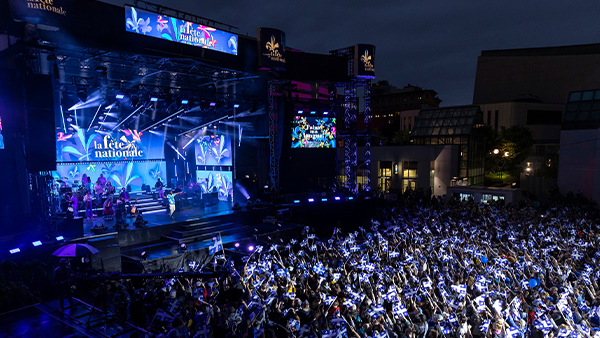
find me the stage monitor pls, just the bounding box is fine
[196,170,232,201]
[291,116,336,148]
[194,135,232,166]
[125,6,238,56]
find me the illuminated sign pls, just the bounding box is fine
[354,44,376,79]
[292,116,336,148]
[258,28,286,71]
[125,6,238,56]
[56,127,164,162]
[8,0,72,26]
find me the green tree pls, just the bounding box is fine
[499,126,533,176]
[390,129,410,145]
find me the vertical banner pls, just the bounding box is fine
[8,0,72,26]
[354,44,376,79]
[257,27,286,71]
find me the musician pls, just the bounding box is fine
[84,191,94,219]
[167,190,182,219]
[94,180,103,205]
[104,181,115,198]
[98,174,107,187]
[155,178,164,199]
[84,176,92,194]
[103,198,114,220]
[70,193,78,217]
[54,258,75,310]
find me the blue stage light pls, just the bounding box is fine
[310,111,316,114]
[294,200,300,204]
[308,198,314,202]
[10,248,20,254]
[248,245,254,252]
[115,94,125,99]
[56,236,64,241]
[322,198,327,202]
[150,97,158,102]
[297,110,303,114]
[234,104,240,108]
[181,99,189,105]
[323,111,329,115]
[349,197,354,200]
[334,196,341,201]
[32,241,42,247]
[209,102,216,107]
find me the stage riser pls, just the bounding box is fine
[169,222,235,238]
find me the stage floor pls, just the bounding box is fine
[80,201,237,236]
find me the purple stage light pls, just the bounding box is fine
[308,198,314,202]
[248,245,255,252]
[209,102,216,107]
[323,111,329,115]
[234,242,240,248]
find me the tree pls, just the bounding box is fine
[390,130,410,145]
[499,126,533,176]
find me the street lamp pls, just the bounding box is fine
[493,149,500,155]
[504,151,510,157]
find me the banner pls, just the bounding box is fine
[8,0,72,26]
[258,28,286,71]
[56,126,164,163]
[125,6,238,56]
[354,44,376,79]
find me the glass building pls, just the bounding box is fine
[410,105,485,186]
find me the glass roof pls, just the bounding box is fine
[411,106,481,137]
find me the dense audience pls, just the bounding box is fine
[96,193,600,338]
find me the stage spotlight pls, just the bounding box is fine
[115,94,125,99]
[334,196,341,201]
[9,248,20,254]
[77,88,87,102]
[310,111,316,114]
[181,99,189,105]
[209,102,216,107]
[348,197,354,200]
[233,104,240,108]
[323,111,329,115]
[141,251,148,260]
[297,110,303,114]
[248,245,254,252]
[234,242,240,248]
[308,198,314,203]
[180,243,187,252]
[150,97,158,102]
[321,198,327,202]
[294,200,300,204]
[56,236,64,241]
[32,241,42,247]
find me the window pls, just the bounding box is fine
[482,194,505,204]
[402,161,418,178]
[527,110,562,125]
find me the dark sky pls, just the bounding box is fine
[103,0,600,106]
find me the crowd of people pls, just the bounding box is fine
[85,194,600,338]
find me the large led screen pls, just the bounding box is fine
[54,161,166,192]
[125,6,238,56]
[56,126,164,162]
[291,116,336,148]
[196,170,233,201]
[194,135,232,166]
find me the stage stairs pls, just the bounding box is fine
[77,191,166,217]
[162,219,254,245]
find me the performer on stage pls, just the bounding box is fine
[94,180,103,205]
[105,181,115,197]
[84,191,93,219]
[70,193,78,217]
[155,178,164,199]
[98,173,107,187]
[54,258,75,311]
[167,190,182,219]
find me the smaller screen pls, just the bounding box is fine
[195,135,232,166]
[196,170,232,201]
[291,116,336,148]
[0,115,4,150]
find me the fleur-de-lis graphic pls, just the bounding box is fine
[57,132,73,142]
[361,50,372,66]
[87,164,96,172]
[266,35,279,52]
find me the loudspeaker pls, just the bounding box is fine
[24,74,56,172]
[57,216,84,239]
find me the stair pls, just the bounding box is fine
[77,191,167,216]
[162,220,254,245]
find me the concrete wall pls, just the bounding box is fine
[557,129,600,200]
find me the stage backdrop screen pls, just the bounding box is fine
[194,135,232,166]
[125,6,238,56]
[291,116,336,148]
[196,170,232,201]
[56,127,164,162]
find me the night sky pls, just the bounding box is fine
[103,0,600,106]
